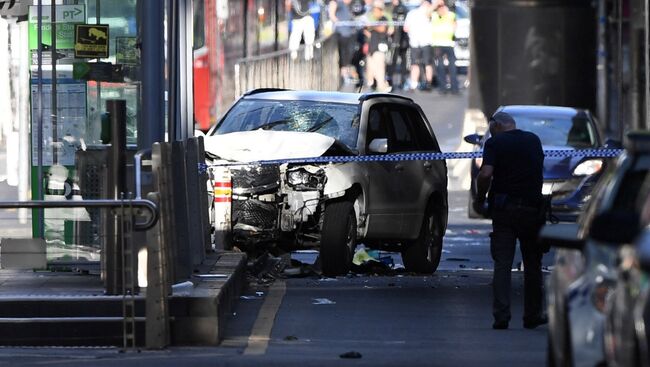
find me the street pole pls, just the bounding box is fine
[597,0,607,131]
[617,0,624,139]
[51,1,57,166]
[18,20,30,223]
[138,0,166,148]
[36,0,44,238]
[643,0,650,129]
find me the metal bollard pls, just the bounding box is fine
[105,99,127,295]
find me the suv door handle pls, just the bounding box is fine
[394,164,404,172]
[423,161,432,170]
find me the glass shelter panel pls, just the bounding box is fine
[28,0,141,263]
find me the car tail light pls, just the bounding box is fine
[573,159,603,176]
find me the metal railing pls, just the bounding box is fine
[0,198,158,349]
[234,36,340,97]
[0,199,158,230]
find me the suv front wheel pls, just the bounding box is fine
[320,200,357,277]
[401,204,443,274]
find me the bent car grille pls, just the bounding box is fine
[231,164,280,194]
[233,199,277,229]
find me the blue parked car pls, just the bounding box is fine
[464,105,617,222]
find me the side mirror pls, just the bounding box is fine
[603,138,622,149]
[539,223,585,251]
[589,211,640,245]
[464,133,483,145]
[368,138,388,153]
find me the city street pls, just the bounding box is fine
[0,87,554,366]
[0,0,647,364]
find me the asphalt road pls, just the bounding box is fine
[0,86,554,366]
[213,86,552,366]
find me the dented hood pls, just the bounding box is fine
[204,130,337,163]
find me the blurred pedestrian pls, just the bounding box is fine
[364,0,392,92]
[287,0,316,60]
[431,2,459,94]
[387,0,409,89]
[403,0,434,91]
[474,112,548,330]
[329,0,356,88]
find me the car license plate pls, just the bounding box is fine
[542,183,553,195]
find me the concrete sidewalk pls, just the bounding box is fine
[0,251,248,347]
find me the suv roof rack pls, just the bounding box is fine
[359,93,414,102]
[243,88,289,96]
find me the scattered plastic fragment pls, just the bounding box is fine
[340,351,362,359]
[193,274,228,279]
[319,277,338,282]
[240,296,260,300]
[353,248,378,266]
[312,298,336,305]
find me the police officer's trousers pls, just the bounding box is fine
[490,204,544,324]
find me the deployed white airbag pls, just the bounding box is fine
[204,130,335,162]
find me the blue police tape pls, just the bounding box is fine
[199,148,624,172]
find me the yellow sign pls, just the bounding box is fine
[74,24,109,58]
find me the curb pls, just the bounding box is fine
[171,251,247,346]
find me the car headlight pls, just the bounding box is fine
[286,167,326,191]
[572,159,603,176]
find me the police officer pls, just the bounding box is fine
[474,111,548,330]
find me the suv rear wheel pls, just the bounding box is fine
[401,204,443,274]
[320,200,357,277]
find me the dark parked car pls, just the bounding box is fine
[540,131,650,367]
[204,89,448,276]
[602,133,650,367]
[465,105,612,221]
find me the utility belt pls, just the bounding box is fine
[490,193,558,225]
[490,193,541,210]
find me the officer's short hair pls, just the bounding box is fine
[489,111,516,127]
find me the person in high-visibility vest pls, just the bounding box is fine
[431,3,459,94]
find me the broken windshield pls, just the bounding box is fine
[214,99,361,149]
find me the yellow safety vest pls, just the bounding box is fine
[431,12,455,47]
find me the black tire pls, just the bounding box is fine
[320,200,357,277]
[401,204,443,274]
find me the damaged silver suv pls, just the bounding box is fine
[205,89,448,276]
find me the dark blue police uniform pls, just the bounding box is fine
[482,128,546,328]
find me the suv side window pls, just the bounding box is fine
[386,105,419,153]
[407,108,439,151]
[366,105,389,152]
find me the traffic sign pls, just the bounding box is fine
[74,24,109,59]
[116,37,139,64]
